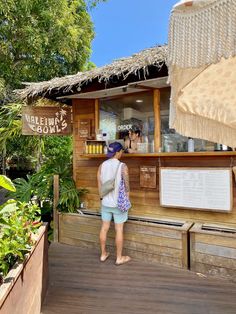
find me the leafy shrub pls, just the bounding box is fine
[0,175,41,282]
[10,155,88,213]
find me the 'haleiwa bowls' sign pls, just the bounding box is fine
[22,106,72,135]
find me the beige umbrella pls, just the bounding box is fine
[168,0,236,147]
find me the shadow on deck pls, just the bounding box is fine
[41,243,236,314]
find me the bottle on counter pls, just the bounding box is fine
[99,143,103,154]
[88,143,92,154]
[85,143,89,154]
[188,137,195,152]
[103,145,108,154]
[92,144,96,154]
[96,143,100,154]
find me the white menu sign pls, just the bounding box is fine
[160,168,232,212]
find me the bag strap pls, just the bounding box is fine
[114,161,121,180]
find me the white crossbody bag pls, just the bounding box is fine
[100,162,120,198]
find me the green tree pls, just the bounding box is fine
[0,0,98,89]
[0,0,106,173]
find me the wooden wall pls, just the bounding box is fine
[72,99,236,227]
[190,223,236,281]
[0,224,48,314]
[59,213,192,269]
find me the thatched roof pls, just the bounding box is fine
[19,45,168,99]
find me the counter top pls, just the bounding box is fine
[81,151,236,158]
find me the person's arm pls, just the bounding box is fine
[122,164,130,197]
[97,164,102,198]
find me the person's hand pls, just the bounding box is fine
[128,148,135,153]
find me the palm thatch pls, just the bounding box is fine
[18,45,167,99]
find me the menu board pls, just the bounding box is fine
[78,119,91,139]
[140,166,157,188]
[160,168,232,212]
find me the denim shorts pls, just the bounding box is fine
[101,205,128,224]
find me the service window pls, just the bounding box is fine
[99,91,155,153]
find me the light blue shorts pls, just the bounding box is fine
[101,205,128,224]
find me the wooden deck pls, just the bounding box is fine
[41,243,236,314]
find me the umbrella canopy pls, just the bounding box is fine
[168,0,236,147]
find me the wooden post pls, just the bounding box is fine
[53,174,59,242]
[95,99,99,132]
[72,102,76,182]
[153,89,161,152]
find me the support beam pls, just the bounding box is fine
[53,174,59,242]
[95,99,99,132]
[153,89,161,152]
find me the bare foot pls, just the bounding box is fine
[115,256,131,266]
[100,252,110,262]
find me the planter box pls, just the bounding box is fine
[190,223,236,280]
[0,223,48,314]
[59,212,192,269]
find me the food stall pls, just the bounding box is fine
[20,45,236,273]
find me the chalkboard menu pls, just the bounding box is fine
[160,168,232,212]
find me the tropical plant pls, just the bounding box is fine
[0,175,41,281]
[0,101,41,174]
[59,178,88,213]
[10,154,88,213]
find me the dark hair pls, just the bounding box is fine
[129,127,141,137]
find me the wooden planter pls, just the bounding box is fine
[190,223,236,280]
[0,224,48,314]
[59,212,192,269]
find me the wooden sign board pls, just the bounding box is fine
[22,106,72,135]
[160,167,233,212]
[78,119,91,139]
[140,166,157,188]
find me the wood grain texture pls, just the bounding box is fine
[59,213,191,269]
[41,242,236,314]
[53,175,59,242]
[190,223,236,280]
[0,225,48,314]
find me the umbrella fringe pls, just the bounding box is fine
[172,111,236,148]
[168,0,236,68]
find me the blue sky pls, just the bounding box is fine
[90,0,177,66]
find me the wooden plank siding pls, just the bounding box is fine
[72,98,236,231]
[0,225,48,314]
[74,155,236,226]
[190,223,236,280]
[59,213,192,268]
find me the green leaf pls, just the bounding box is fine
[0,175,16,192]
[0,202,17,214]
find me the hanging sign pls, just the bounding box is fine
[78,119,91,139]
[22,106,72,135]
[140,166,157,189]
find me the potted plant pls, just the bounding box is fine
[0,175,48,314]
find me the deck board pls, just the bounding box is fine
[41,243,236,314]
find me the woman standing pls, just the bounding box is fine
[97,142,131,265]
